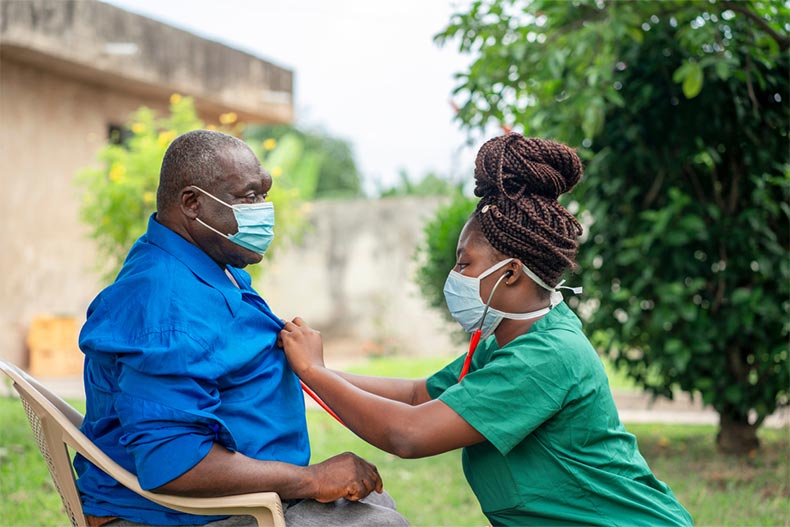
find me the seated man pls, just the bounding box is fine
[75,130,408,527]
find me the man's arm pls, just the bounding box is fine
[155,444,382,503]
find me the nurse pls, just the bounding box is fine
[280,133,693,526]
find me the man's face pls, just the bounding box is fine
[191,146,273,268]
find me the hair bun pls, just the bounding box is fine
[474,134,582,201]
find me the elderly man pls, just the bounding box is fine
[75,130,408,527]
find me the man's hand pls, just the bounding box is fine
[279,317,325,378]
[154,444,385,502]
[307,452,383,502]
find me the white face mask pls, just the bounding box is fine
[443,258,578,339]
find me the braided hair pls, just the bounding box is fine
[473,133,583,290]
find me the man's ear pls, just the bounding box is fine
[179,187,200,219]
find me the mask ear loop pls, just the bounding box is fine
[458,269,513,382]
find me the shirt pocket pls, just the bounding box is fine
[463,442,522,513]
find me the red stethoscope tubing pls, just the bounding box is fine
[458,270,511,382]
[301,380,346,426]
[458,329,482,381]
[302,269,511,421]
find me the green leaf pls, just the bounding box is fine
[433,0,790,447]
[582,101,605,139]
[731,288,753,305]
[626,27,644,44]
[682,62,704,99]
[724,385,744,404]
[672,62,690,83]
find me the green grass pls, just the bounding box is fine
[0,395,81,527]
[1,358,788,527]
[623,423,789,527]
[346,354,456,380]
[307,412,485,526]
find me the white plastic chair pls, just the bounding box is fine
[0,360,286,527]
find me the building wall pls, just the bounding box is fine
[0,0,298,369]
[1,0,293,123]
[0,56,178,366]
[0,62,459,365]
[257,197,459,360]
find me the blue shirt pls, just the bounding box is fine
[75,215,309,525]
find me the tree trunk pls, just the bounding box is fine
[717,412,760,455]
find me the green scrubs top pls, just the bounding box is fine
[427,302,693,526]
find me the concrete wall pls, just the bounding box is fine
[257,197,458,360]
[0,56,167,366]
[0,1,459,370]
[0,0,293,123]
[0,0,298,367]
[0,176,458,366]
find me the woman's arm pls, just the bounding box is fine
[334,371,433,406]
[281,318,484,459]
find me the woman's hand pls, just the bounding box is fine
[279,317,326,378]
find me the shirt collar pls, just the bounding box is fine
[144,214,242,315]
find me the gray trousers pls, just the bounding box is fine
[105,491,409,527]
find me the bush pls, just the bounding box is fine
[76,95,309,282]
[414,192,477,334]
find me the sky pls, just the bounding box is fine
[102,0,483,195]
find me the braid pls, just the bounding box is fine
[473,133,583,287]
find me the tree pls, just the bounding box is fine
[434,0,789,453]
[76,95,310,282]
[379,169,464,198]
[245,124,363,199]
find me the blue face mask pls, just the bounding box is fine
[191,186,275,255]
[443,258,568,339]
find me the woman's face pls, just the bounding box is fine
[454,219,512,304]
[454,220,499,277]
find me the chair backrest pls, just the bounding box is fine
[0,360,87,527]
[0,360,285,527]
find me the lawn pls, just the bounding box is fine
[1,356,787,526]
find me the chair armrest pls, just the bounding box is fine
[139,491,285,527]
[63,428,285,527]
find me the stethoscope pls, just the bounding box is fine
[301,381,345,425]
[300,268,517,424]
[457,269,514,382]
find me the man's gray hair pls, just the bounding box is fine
[157,130,252,212]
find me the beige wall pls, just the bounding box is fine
[1,0,293,124]
[257,197,458,360]
[0,56,173,365]
[0,60,459,366]
[0,0,297,369]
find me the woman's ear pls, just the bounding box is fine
[504,259,524,285]
[180,187,200,219]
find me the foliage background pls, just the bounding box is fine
[75,95,312,282]
[427,0,789,451]
[246,124,363,199]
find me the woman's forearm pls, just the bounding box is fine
[333,371,432,405]
[300,366,482,459]
[280,318,483,457]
